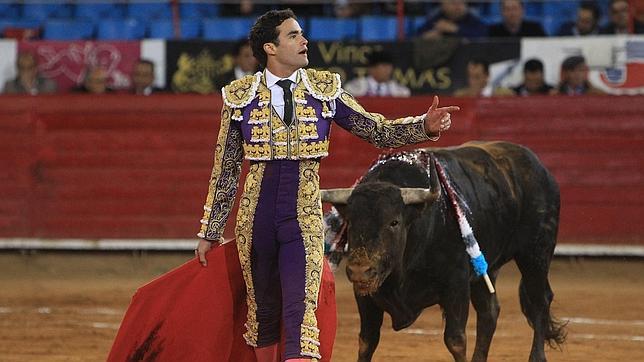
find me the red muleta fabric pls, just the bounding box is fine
[107,241,336,361]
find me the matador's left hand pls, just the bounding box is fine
[424,96,460,136]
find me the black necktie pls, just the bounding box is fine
[276,79,293,126]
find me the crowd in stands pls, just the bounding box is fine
[0,0,642,40]
[2,55,162,96]
[2,47,604,97]
[2,1,641,97]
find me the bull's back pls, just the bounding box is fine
[425,141,558,203]
[425,141,560,258]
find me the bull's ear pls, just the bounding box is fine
[320,188,353,205]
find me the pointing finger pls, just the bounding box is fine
[437,106,460,112]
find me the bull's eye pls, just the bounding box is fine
[390,220,399,227]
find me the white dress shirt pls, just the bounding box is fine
[265,68,298,121]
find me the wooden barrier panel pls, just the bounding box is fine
[1,94,642,244]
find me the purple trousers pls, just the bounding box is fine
[235,160,324,360]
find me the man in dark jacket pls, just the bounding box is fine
[215,39,259,90]
[417,0,487,39]
[512,59,554,96]
[557,1,601,36]
[488,0,546,37]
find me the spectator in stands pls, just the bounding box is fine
[2,53,57,95]
[556,55,604,95]
[221,1,327,17]
[73,66,113,94]
[488,0,546,37]
[453,59,514,97]
[344,50,411,97]
[557,1,601,36]
[557,1,602,36]
[131,59,162,95]
[278,1,327,17]
[333,0,371,18]
[219,0,271,17]
[215,40,259,90]
[600,0,643,34]
[416,0,487,40]
[512,59,555,96]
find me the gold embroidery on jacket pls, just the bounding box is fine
[238,74,339,161]
[243,143,272,160]
[235,162,266,347]
[298,122,319,140]
[222,73,261,109]
[248,107,270,125]
[338,91,430,148]
[296,105,318,122]
[198,105,243,241]
[300,69,342,101]
[250,125,271,142]
[296,160,323,360]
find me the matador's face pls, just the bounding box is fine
[271,18,309,72]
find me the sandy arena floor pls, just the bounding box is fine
[0,251,643,362]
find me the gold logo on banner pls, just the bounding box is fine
[172,50,233,94]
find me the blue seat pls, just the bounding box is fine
[409,16,428,35]
[76,3,126,21]
[43,19,94,40]
[202,17,254,41]
[360,16,398,41]
[179,3,219,19]
[308,17,358,41]
[543,1,579,21]
[97,19,145,40]
[542,15,572,36]
[23,2,74,21]
[149,19,200,39]
[127,1,172,20]
[0,4,20,18]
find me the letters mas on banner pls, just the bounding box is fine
[165,40,520,95]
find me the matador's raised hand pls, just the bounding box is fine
[424,96,460,136]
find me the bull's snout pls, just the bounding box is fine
[346,264,377,283]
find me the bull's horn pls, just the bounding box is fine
[401,157,442,204]
[320,188,354,204]
[400,188,434,204]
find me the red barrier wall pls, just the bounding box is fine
[1,94,642,244]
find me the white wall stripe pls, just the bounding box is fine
[0,239,643,256]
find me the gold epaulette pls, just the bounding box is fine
[222,72,262,108]
[300,68,342,101]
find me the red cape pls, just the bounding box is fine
[107,241,336,361]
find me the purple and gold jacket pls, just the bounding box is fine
[198,68,438,241]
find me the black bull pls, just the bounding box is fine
[321,141,566,362]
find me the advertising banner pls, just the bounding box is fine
[165,39,520,95]
[18,41,141,92]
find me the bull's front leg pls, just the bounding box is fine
[355,295,384,362]
[441,282,470,362]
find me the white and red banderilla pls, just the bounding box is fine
[434,158,496,294]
